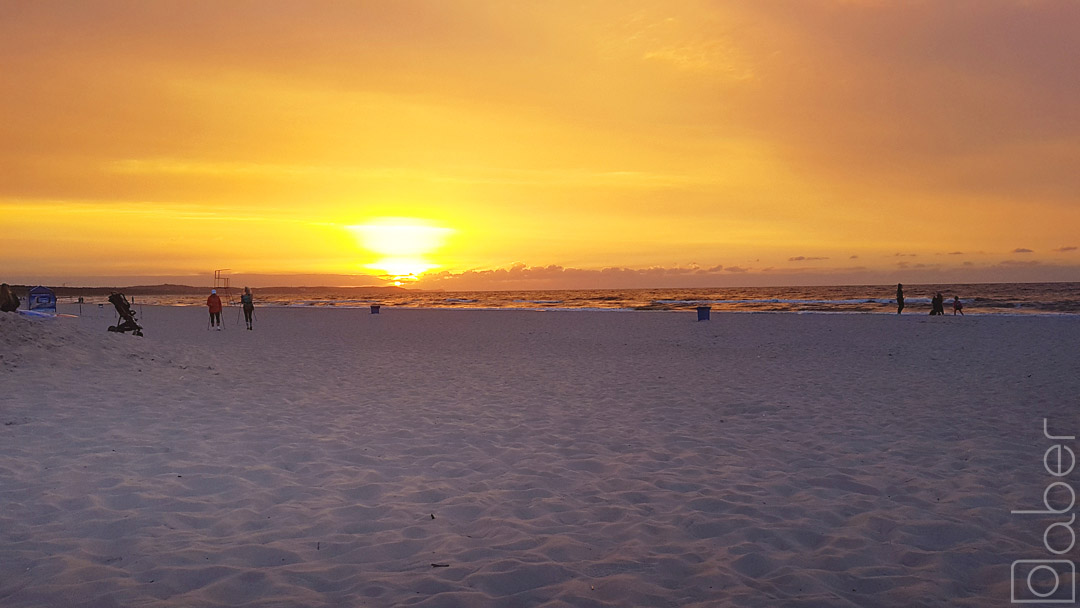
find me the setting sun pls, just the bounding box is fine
[346,218,454,280]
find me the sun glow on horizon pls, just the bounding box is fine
[346,218,454,280]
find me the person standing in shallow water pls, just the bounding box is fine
[241,287,254,330]
[953,295,964,316]
[896,284,905,314]
[207,289,223,330]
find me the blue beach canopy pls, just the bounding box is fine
[28,286,57,313]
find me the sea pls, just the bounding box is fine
[65,283,1080,315]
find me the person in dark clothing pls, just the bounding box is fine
[241,287,254,330]
[207,289,223,329]
[929,292,945,315]
[896,284,904,314]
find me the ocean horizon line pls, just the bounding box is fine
[8,279,1080,293]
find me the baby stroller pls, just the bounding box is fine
[107,292,144,336]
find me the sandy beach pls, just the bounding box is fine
[2,305,1078,607]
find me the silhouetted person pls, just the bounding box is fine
[896,284,904,314]
[241,287,254,330]
[207,289,223,330]
[929,292,945,315]
[953,295,964,316]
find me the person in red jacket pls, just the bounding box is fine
[207,289,223,330]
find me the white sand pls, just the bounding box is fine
[2,305,1078,607]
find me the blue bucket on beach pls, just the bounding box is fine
[370,305,381,314]
[696,306,711,321]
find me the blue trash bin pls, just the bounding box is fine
[371,305,381,314]
[696,306,711,321]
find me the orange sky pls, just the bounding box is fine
[3,1,1078,289]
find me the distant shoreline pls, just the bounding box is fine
[32,281,1078,315]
